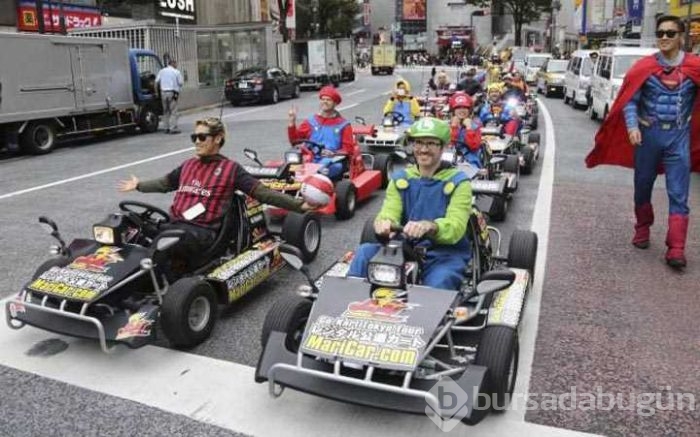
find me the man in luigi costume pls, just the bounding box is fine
[347,117,473,291]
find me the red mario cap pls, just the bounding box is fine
[319,86,342,105]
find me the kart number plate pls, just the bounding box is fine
[472,180,502,193]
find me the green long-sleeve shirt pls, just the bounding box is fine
[376,164,472,245]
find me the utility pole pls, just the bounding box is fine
[36,0,46,34]
[686,0,694,51]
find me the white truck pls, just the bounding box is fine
[336,38,355,82]
[286,39,342,90]
[0,32,163,155]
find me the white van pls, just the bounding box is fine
[589,46,657,120]
[524,53,552,84]
[563,49,597,109]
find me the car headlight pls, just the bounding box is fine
[93,226,115,245]
[368,263,402,287]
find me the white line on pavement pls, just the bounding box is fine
[0,317,600,437]
[221,106,268,119]
[337,103,359,111]
[344,89,366,97]
[0,147,192,201]
[507,99,556,422]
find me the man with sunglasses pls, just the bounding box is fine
[587,15,700,269]
[118,117,315,272]
[346,117,473,291]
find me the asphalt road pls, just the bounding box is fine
[0,69,696,437]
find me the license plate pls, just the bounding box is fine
[239,82,248,89]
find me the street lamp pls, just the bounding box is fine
[550,0,561,54]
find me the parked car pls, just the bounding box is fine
[563,49,597,109]
[535,59,568,97]
[225,67,301,106]
[589,46,657,120]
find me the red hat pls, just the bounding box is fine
[319,86,342,105]
[449,92,473,111]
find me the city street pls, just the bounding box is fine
[0,70,698,437]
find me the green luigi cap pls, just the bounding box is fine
[406,117,451,146]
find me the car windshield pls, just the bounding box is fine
[234,69,264,80]
[613,55,643,78]
[581,58,593,76]
[548,60,568,72]
[528,56,549,68]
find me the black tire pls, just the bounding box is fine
[528,132,540,145]
[521,147,534,175]
[269,88,279,104]
[292,84,301,98]
[231,99,240,107]
[490,196,508,222]
[281,212,321,263]
[503,154,519,174]
[21,121,57,155]
[529,115,538,130]
[507,229,538,276]
[371,68,377,76]
[563,90,570,104]
[590,106,598,120]
[32,256,71,280]
[261,294,312,353]
[160,277,218,349]
[138,107,159,133]
[475,326,519,413]
[373,153,392,189]
[360,216,379,244]
[334,180,357,220]
[349,72,356,81]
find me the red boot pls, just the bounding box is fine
[666,214,689,269]
[632,203,654,249]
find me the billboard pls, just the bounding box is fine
[627,0,643,24]
[403,0,426,20]
[16,0,101,33]
[157,0,196,21]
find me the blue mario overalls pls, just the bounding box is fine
[308,116,350,180]
[347,169,472,291]
[392,99,414,126]
[455,120,484,168]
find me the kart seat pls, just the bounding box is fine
[195,194,250,268]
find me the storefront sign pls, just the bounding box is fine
[157,0,196,21]
[16,0,101,33]
[626,0,643,23]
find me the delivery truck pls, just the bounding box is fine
[371,44,396,75]
[287,39,342,90]
[0,33,163,155]
[336,38,355,82]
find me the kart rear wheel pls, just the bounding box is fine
[161,277,217,349]
[335,180,357,220]
[503,155,519,175]
[282,212,321,263]
[372,153,392,188]
[261,294,312,353]
[507,230,538,277]
[521,147,534,175]
[475,326,519,413]
[490,196,508,222]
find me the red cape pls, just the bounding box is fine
[585,53,700,172]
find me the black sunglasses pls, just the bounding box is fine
[656,30,679,39]
[190,133,213,143]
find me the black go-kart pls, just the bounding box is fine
[256,210,538,426]
[481,121,540,177]
[6,196,321,352]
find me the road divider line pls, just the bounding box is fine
[337,103,359,111]
[0,313,600,437]
[221,106,267,119]
[344,89,366,97]
[0,147,193,201]
[508,98,556,422]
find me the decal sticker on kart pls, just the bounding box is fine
[68,246,123,273]
[27,266,114,301]
[8,301,26,318]
[487,268,530,328]
[115,312,154,340]
[343,288,419,323]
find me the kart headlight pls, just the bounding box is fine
[284,150,302,164]
[506,98,519,108]
[93,226,115,245]
[441,151,455,163]
[368,263,402,287]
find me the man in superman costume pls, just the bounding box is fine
[586,16,700,269]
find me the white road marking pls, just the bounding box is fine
[221,106,268,119]
[337,103,359,111]
[0,147,192,201]
[0,318,599,437]
[507,99,556,422]
[344,89,366,97]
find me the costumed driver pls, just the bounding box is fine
[449,92,484,168]
[346,117,473,291]
[288,86,354,181]
[479,82,521,136]
[383,79,421,127]
[586,15,700,269]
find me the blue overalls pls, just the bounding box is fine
[391,99,414,126]
[455,120,484,168]
[347,170,472,291]
[308,116,350,180]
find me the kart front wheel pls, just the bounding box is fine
[161,277,218,349]
[507,230,538,278]
[475,326,519,413]
[503,155,519,175]
[261,294,312,353]
[335,180,357,220]
[282,212,321,263]
[490,196,508,222]
[373,153,392,189]
[521,147,534,175]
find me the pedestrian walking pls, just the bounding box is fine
[156,59,184,134]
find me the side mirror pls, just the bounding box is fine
[476,269,516,296]
[394,149,408,160]
[279,244,305,270]
[243,148,263,166]
[355,116,367,125]
[38,216,58,235]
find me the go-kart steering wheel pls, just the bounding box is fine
[383,111,405,126]
[291,139,327,157]
[119,201,170,228]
